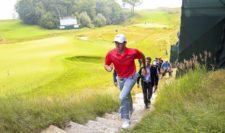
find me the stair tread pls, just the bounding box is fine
[86,120,119,133]
[65,121,99,133]
[96,117,121,128]
[41,125,66,133]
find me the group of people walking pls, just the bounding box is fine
[104,33,172,129]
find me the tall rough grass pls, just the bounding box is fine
[127,68,225,133]
[0,89,119,133]
[175,51,217,77]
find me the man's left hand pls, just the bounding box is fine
[114,82,118,87]
[104,65,113,72]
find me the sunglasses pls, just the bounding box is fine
[115,42,125,45]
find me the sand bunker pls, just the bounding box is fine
[79,36,88,40]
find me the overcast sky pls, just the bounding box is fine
[0,0,182,20]
[135,0,182,9]
[0,0,17,20]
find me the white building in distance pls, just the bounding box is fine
[59,17,79,29]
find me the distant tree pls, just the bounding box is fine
[39,12,58,29]
[35,2,45,17]
[94,13,106,27]
[16,0,39,24]
[79,12,92,28]
[16,0,127,29]
[109,1,126,24]
[40,0,63,18]
[96,0,111,24]
[122,0,143,15]
[96,0,126,25]
[76,0,96,20]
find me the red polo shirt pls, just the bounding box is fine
[105,47,143,78]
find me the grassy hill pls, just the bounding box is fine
[126,68,225,133]
[0,9,180,132]
[0,20,59,43]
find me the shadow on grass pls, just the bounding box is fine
[66,56,104,64]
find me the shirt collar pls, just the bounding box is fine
[116,47,127,56]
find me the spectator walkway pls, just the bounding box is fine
[41,92,157,133]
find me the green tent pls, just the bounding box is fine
[170,0,225,68]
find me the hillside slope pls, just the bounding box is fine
[128,69,225,133]
[0,9,181,132]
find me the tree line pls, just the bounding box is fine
[16,0,128,29]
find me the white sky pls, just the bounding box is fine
[0,0,17,20]
[136,0,182,10]
[0,0,182,20]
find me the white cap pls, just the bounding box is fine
[114,34,126,43]
[153,61,157,65]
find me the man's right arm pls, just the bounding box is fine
[105,52,113,72]
[104,64,113,72]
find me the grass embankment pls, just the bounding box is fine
[0,35,119,133]
[0,20,59,44]
[128,68,225,133]
[0,9,180,132]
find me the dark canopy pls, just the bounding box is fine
[170,0,225,68]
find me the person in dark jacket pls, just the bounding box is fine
[152,60,160,93]
[113,69,118,87]
[137,57,158,109]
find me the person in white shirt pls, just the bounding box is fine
[137,57,158,109]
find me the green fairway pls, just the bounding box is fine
[0,20,59,43]
[0,9,180,132]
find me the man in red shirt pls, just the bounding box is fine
[104,34,146,129]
